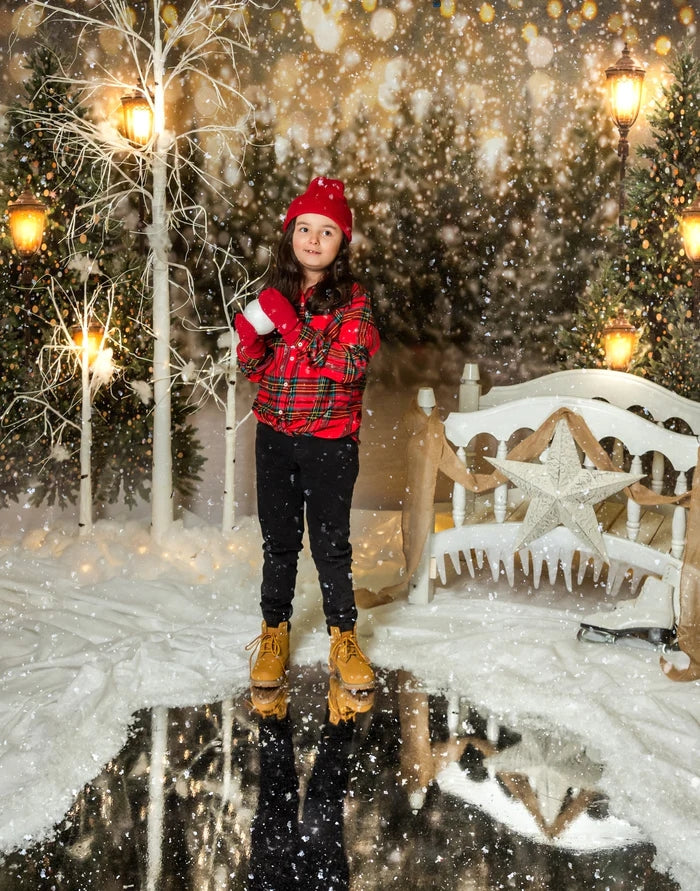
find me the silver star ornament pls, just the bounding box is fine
[486,419,644,562]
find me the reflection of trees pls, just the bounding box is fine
[0,667,679,890]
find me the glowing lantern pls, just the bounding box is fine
[120,91,154,146]
[7,189,47,256]
[71,324,105,367]
[602,311,637,371]
[606,43,645,137]
[680,196,700,265]
[680,194,700,318]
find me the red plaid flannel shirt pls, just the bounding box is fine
[237,282,380,439]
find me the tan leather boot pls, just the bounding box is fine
[246,621,289,687]
[329,625,375,691]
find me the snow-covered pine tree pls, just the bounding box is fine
[562,48,699,396]
[622,46,700,399]
[557,258,648,370]
[0,47,203,511]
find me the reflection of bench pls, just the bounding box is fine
[411,366,698,609]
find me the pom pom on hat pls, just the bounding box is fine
[283,177,353,242]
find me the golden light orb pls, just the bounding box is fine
[654,35,672,56]
[607,13,624,32]
[271,10,285,30]
[581,1,597,21]
[440,0,456,18]
[679,5,695,25]
[522,22,538,42]
[161,4,178,26]
[479,3,495,24]
[567,10,582,30]
[546,0,562,18]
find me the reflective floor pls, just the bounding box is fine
[0,665,680,890]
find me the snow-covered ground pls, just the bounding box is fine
[1,356,699,889]
[0,509,698,889]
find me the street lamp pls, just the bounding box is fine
[680,194,700,319]
[7,189,47,256]
[602,309,637,371]
[120,91,154,147]
[606,43,646,227]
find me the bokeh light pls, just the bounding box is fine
[679,5,695,26]
[479,4,495,24]
[370,8,396,41]
[654,35,672,56]
[567,11,582,31]
[527,35,554,68]
[546,0,563,19]
[522,22,538,43]
[581,2,598,22]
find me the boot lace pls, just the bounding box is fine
[245,630,281,661]
[331,631,368,664]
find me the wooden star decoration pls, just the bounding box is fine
[486,419,644,562]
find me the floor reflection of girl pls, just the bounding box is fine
[248,693,358,891]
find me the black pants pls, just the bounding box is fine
[255,423,359,632]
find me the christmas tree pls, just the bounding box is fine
[559,47,700,400]
[0,47,204,512]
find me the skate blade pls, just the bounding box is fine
[578,625,676,651]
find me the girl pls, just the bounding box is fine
[235,177,380,694]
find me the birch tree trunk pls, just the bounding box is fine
[78,346,92,535]
[149,7,173,542]
[222,365,237,534]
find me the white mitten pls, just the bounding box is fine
[243,299,275,335]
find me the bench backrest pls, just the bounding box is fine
[478,368,700,434]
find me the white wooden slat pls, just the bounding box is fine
[479,368,700,433]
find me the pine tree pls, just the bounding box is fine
[621,46,700,398]
[562,47,699,395]
[645,291,698,401]
[557,259,649,370]
[0,47,203,511]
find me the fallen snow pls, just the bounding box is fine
[0,510,698,890]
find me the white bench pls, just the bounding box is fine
[411,366,699,608]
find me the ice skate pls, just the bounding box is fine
[578,576,677,650]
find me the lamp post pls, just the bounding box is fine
[680,195,700,320]
[7,189,47,256]
[602,309,637,371]
[606,43,646,227]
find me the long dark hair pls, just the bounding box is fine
[265,221,355,314]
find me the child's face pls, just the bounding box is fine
[292,213,343,285]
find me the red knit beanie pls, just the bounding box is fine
[283,177,353,242]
